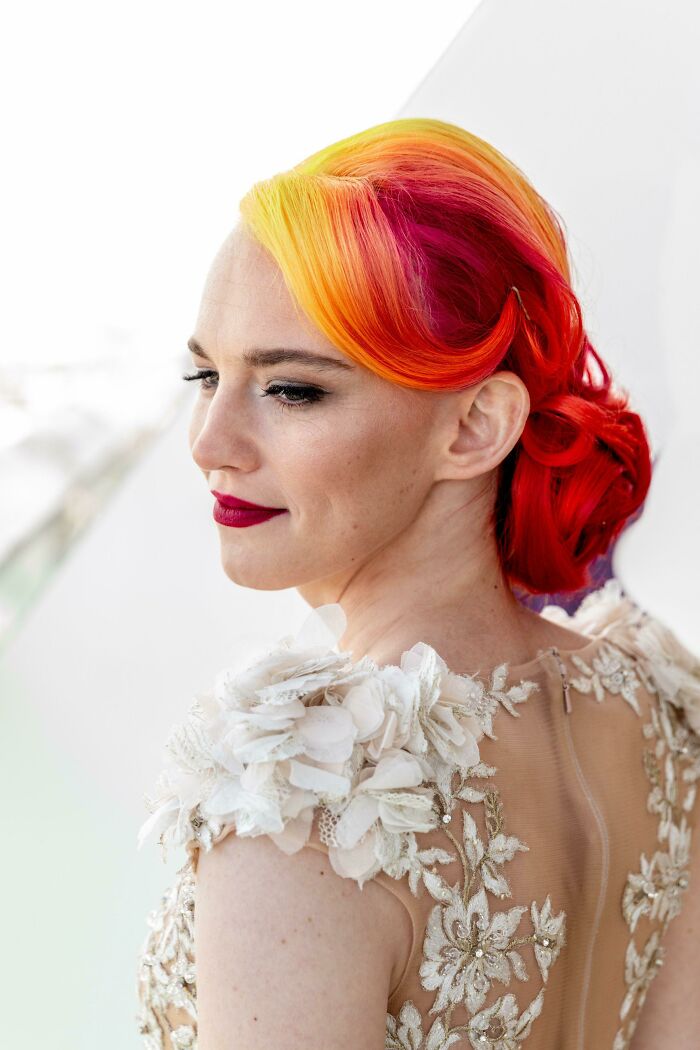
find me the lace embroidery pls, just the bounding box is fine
[566,642,642,715]
[136,859,197,1050]
[135,584,700,1049]
[612,653,700,1049]
[383,753,566,1050]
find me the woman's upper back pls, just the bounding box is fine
[136,581,700,1049]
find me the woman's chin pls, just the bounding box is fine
[219,551,301,592]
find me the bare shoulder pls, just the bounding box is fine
[193,829,412,1049]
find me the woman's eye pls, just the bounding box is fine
[182,368,219,392]
[181,371,326,410]
[260,383,326,409]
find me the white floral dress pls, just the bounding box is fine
[135,581,700,1049]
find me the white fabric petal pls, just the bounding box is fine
[342,681,387,738]
[328,829,380,884]
[239,759,276,792]
[364,711,401,762]
[267,806,315,854]
[208,741,245,776]
[229,730,296,764]
[355,750,426,792]
[288,758,352,796]
[334,794,380,848]
[296,705,357,762]
[137,798,179,850]
[280,786,319,819]
[201,777,244,816]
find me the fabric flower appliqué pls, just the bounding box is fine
[138,602,510,887]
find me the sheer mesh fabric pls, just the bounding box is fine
[302,649,696,1048]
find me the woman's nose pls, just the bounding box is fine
[188,391,260,474]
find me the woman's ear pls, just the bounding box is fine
[435,370,530,482]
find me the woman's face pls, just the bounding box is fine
[187,224,454,594]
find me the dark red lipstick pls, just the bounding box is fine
[211,490,288,528]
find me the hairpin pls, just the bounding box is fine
[510,285,533,323]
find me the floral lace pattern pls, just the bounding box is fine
[384,760,567,1050]
[612,632,700,1046]
[137,860,197,1050]
[135,582,700,1049]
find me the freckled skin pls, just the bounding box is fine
[188,223,593,671]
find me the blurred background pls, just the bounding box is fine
[1,1,698,1046]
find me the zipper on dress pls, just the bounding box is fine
[549,646,572,714]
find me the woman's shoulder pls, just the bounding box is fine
[538,579,700,729]
[136,598,534,887]
[137,581,700,889]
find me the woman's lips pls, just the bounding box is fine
[211,490,288,528]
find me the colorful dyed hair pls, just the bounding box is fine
[238,117,652,595]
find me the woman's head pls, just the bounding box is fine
[188,224,528,596]
[188,117,651,596]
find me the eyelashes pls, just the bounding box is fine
[181,369,327,410]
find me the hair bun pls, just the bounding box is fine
[501,380,652,594]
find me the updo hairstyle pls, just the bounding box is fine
[237,118,652,594]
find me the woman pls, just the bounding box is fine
[136,118,700,1049]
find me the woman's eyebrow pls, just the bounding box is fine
[187,337,354,372]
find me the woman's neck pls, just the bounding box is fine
[295,487,589,674]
